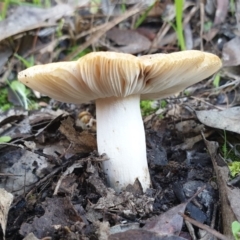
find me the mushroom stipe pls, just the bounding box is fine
[18,51,222,192]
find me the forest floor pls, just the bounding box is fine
[0,1,240,240]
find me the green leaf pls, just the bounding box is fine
[213,73,221,87]
[140,100,158,116]
[232,221,240,240]
[10,81,28,109]
[10,81,26,94]
[228,162,240,177]
[134,2,155,28]
[0,136,11,143]
[160,100,167,108]
[14,54,34,68]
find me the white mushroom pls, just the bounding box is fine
[18,50,222,192]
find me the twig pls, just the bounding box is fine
[190,96,225,110]
[0,143,23,148]
[148,3,198,54]
[179,213,229,240]
[185,220,197,240]
[199,0,204,51]
[65,3,146,60]
[25,164,66,199]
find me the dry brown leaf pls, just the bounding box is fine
[143,203,186,236]
[65,3,147,60]
[20,197,83,238]
[214,0,229,25]
[0,46,12,74]
[203,137,240,240]
[204,0,229,41]
[0,149,54,195]
[59,117,97,154]
[106,28,151,54]
[109,229,169,240]
[0,188,13,240]
[0,4,74,41]
[22,233,40,240]
[222,37,240,67]
[196,107,240,134]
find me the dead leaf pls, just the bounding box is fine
[173,183,207,223]
[214,0,229,25]
[109,229,186,240]
[203,137,240,239]
[136,28,156,41]
[204,0,228,41]
[0,109,27,127]
[29,109,68,125]
[196,107,240,134]
[20,197,83,238]
[22,233,40,240]
[175,120,205,135]
[0,149,54,195]
[173,131,213,151]
[0,46,12,74]
[0,4,74,41]
[59,117,97,154]
[143,203,186,236]
[106,28,151,54]
[53,163,83,195]
[65,3,147,60]
[0,117,31,140]
[95,221,110,240]
[222,37,240,67]
[110,223,140,235]
[0,188,14,240]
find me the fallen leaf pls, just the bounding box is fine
[196,107,240,134]
[110,223,140,235]
[0,117,31,140]
[0,148,54,195]
[0,188,14,240]
[204,0,228,41]
[59,117,97,154]
[143,203,186,236]
[109,229,186,240]
[109,229,159,240]
[137,27,156,40]
[22,233,40,240]
[222,37,240,67]
[106,27,151,54]
[0,46,12,74]
[95,221,110,240]
[53,163,83,195]
[0,109,27,127]
[203,136,240,239]
[173,183,207,223]
[20,197,83,238]
[0,4,74,41]
[214,0,229,25]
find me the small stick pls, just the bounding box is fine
[179,213,228,240]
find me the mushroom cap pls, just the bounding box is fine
[18,51,222,103]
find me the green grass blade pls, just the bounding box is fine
[134,1,155,29]
[175,0,186,50]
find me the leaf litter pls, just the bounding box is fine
[0,188,13,240]
[1,0,240,239]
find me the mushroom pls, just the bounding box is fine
[18,51,222,192]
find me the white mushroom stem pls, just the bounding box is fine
[96,94,151,192]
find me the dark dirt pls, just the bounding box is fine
[0,101,219,240]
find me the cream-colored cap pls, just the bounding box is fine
[18,51,222,103]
